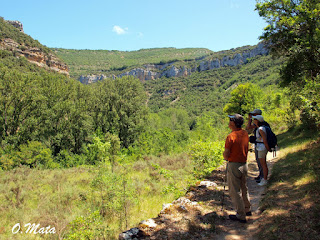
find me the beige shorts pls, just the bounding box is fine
[258,149,268,158]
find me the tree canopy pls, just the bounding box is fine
[256,0,320,85]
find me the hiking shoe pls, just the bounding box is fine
[256,178,261,183]
[258,179,268,186]
[254,176,261,181]
[229,215,247,223]
[246,211,252,216]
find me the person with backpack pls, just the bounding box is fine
[252,115,270,186]
[246,109,270,183]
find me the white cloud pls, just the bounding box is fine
[112,25,128,35]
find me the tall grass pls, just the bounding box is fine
[0,153,195,239]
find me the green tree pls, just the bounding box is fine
[256,0,320,128]
[0,69,42,145]
[223,83,262,115]
[256,0,320,85]
[38,74,92,154]
[89,76,148,148]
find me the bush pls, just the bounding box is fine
[189,140,224,178]
[85,136,111,165]
[299,78,320,129]
[0,141,58,170]
[55,150,86,168]
[64,210,107,240]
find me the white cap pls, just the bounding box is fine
[252,115,264,122]
[250,109,262,115]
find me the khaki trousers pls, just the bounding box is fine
[227,161,251,220]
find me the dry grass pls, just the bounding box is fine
[254,128,320,240]
[0,153,194,239]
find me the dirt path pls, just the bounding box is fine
[214,151,279,240]
[120,150,279,240]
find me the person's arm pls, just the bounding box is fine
[259,128,270,151]
[246,114,255,130]
[223,148,230,161]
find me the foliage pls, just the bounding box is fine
[287,76,320,129]
[189,140,225,178]
[0,141,57,170]
[90,76,148,148]
[0,18,51,54]
[256,0,320,85]
[54,47,212,78]
[55,149,86,168]
[0,50,148,166]
[144,54,283,115]
[223,83,262,115]
[85,136,111,165]
[90,164,136,227]
[65,210,107,240]
[190,111,229,142]
[134,108,191,155]
[0,69,42,146]
[16,141,56,168]
[256,0,320,128]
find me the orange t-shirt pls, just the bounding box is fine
[225,129,249,163]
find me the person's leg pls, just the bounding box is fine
[240,163,251,213]
[258,156,268,180]
[255,148,263,179]
[227,162,246,220]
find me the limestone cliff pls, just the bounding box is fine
[0,38,69,75]
[0,18,69,75]
[78,42,268,84]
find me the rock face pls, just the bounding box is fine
[6,20,24,32]
[0,38,69,75]
[79,42,269,84]
[79,74,108,84]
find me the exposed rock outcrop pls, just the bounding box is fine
[79,74,108,84]
[6,20,24,32]
[118,181,218,240]
[79,42,269,84]
[0,38,69,75]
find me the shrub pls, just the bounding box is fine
[85,136,111,165]
[64,210,108,240]
[16,141,57,168]
[189,140,224,178]
[55,150,86,168]
[0,141,58,169]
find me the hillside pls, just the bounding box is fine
[144,54,284,114]
[54,44,266,83]
[53,42,284,116]
[53,47,212,79]
[0,17,69,75]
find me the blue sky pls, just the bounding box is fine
[1,0,267,52]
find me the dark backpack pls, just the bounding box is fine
[252,125,277,150]
[263,126,277,150]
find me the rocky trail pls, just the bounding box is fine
[120,151,279,240]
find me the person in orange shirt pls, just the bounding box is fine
[223,114,251,223]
